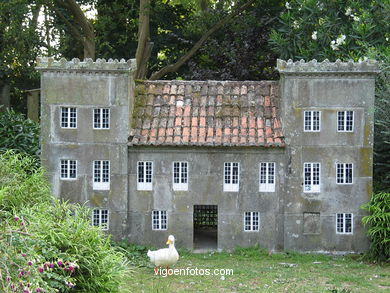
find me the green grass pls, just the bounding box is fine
[122,246,390,292]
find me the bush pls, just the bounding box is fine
[361,192,390,262]
[0,109,40,158]
[0,152,130,292]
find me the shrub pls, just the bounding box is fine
[0,109,40,158]
[361,192,390,262]
[0,152,130,292]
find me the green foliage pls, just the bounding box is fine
[0,152,130,292]
[270,0,389,61]
[362,192,390,261]
[0,109,40,158]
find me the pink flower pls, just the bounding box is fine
[57,260,63,267]
[49,263,54,268]
[39,267,44,273]
[22,253,27,257]
[27,261,33,266]
[14,216,20,221]
[36,289,43,292]
[6,276,11,281]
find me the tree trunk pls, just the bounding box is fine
[0,82,10,112]
[54,0,96,59]
[149,0,256,80]
[135,0,151,79]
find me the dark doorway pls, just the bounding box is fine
[193,205,218,250]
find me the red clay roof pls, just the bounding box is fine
[129,80,284,147]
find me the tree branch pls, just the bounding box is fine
[149,0,256,80]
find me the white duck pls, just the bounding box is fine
[147,235,179,269]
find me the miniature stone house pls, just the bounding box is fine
[36,58,378,252]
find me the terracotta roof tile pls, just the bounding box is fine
[129,81,285,147]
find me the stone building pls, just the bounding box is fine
[36,57,378,252]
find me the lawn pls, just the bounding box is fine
[122,247,390,292]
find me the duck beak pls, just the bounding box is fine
[166,239,171,245]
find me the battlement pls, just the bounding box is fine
[277,59,379,75]
[36,57,137,73]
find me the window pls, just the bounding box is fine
[93,160,110,190]
[304,111,321,132]
[61,107,77,128]
[303,163,320,192]
[336,163,353,184]
[152,210,167,230]
[92,209,109,230]
[173,161,188,191]
[337,111,354,132]
[244,212,259,231]
[93,108,110,129]
[224,162,239,192]
[336,213,353,234]
[60,159,77,180]
[259,162,275,192]
[137,161,153,190]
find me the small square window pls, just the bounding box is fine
[304,111,321,132]
[259,162,275,192]
[92,209,109,230]
[93,160,110,190]
[224,162,239,192]
[336,163,353,184]
[93,108,110,129]
[336,213,353,234]
[303,162,320,193]
[137,161,153,190]
[61,107,77,128]
[152,210,168,230]
[244,212,259,231]
[173,161,188,191]
[337,111,354,132]
[60,159,77,180]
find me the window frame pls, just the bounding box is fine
[93,160,110,190]
[60,159,77,180]
[259,162,276,192]
[93,108,110,130]
[92,209,109,231]
[172,161,189,191]
[303,162,321,193]
[244,211,260,232]
[137,161,153,191]
[336,163,353,185]
[152,210,168,230]
[336,213,353,235]
[303,110,321,132]
[337,111,354,132]
[223,162,240,192]
[60,107,77,129]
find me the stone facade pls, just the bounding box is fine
[36,57,378,252]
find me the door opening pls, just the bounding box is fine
[193,205,218,250]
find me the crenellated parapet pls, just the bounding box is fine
[36,57,137,73]
[277,59,379,75]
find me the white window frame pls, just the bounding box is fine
[336,213,353,235]
[137,161,153,190]
[303,162,320,193]
[60,107,77,129]
[337,111,354,132]
[259,162,275,192]
[172,161,188,191]
[92,209,109,230]
[223,162,240,192]
[152,210,168,230]
[93,108,110,129]
[244,212,260,232]
[93,160,110,190]
[336,163,353,185]
[60,159,77,180]
[303,111,321,132]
